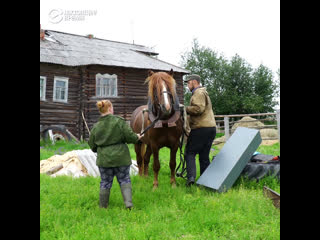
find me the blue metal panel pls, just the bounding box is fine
[196,127,262,192]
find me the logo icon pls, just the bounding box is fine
[49,9,64,24]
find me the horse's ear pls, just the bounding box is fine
[169,69,174,77]
[148,70,154,77]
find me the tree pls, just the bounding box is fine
[180,39,279,115]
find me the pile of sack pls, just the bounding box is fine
[40,149,139,178]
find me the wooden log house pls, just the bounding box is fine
[40,28,189,140]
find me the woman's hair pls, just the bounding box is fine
[96,100,112,114]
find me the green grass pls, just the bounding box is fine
[40,140,89,161]
[256,142,280,157]
[40,140,280,240]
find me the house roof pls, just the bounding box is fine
[40,30,189,74]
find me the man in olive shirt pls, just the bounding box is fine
[184,74,217,186]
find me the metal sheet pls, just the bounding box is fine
[196,127,262,192]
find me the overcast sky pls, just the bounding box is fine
[40,0,280,75]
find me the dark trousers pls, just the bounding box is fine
[99,166,131,190]
[185,127,216,180]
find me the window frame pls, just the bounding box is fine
[53,76,69,103]
[40,76,47,101]
[96,73,118,98]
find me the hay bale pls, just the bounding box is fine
[212,116,279,146]
[260,128,278,138]
[261,139,279,146]
[213,136,226,145]
[231,116,264,131]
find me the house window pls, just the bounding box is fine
[53,77,69,103]
[40,76,46,100]
[96,73,118,97]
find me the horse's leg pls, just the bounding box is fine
[151,144,160,189]
[170,145,179,188]
[143,145,152,176]
[134,143,144,176]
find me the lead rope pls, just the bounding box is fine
[140,109,161,136]
[140,105,188,179]
[175,105,189,179]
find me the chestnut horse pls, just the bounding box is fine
[130,70,183,188]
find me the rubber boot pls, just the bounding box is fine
[120,183,133,209]
[186,177,195,187]
[99,188,110,208]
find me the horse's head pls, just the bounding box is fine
[146,69,176,119]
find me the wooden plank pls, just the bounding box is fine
[263,186,280,209]
[224,116,230,140]
[215,113,276,118]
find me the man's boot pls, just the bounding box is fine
[120,183,133,209]
[186,177,195,187]
[99,188,110,208]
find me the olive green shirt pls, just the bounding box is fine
[88,114,139,167]
[186,87,216,129]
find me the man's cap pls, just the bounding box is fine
[184,74,201,83]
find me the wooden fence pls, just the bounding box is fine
[215,110,280,142]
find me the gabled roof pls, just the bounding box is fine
[40,30,189,74]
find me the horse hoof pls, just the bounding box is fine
[171,183,176,188]
[152,185,158,191]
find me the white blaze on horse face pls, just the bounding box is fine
[162,82,171,112]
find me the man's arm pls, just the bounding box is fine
[186,92,206,116]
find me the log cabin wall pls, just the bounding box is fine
[40,63,83,138]
[84,65,185,139]
[40,62,185,140]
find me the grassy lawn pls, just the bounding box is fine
[40,140,89,161]
[40,140,280,240]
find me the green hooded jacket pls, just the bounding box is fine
[88,114,139,167]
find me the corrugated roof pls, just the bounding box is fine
[40,30,189,73]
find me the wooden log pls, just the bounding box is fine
[66,129,80,143]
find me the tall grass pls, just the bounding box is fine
[40,140,280,240]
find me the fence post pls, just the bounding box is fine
[224,116,230,141]
[276,109,280,142]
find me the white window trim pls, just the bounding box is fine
[53,76,69,103]
[96,73,118,98]
[40,76,46,101]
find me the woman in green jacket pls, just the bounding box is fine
[89,100,143,209]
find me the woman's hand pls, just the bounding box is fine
[137,133,144,140]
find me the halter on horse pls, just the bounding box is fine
[130,70,184,188]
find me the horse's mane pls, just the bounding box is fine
[146,72,176,103]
